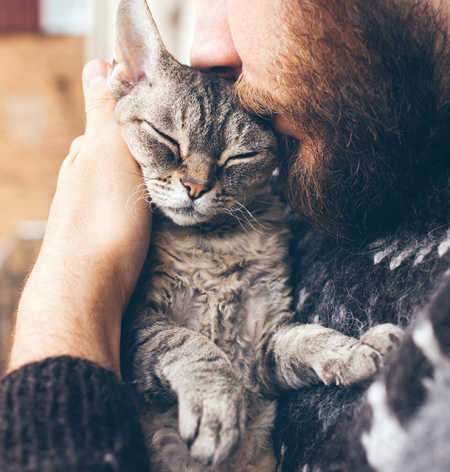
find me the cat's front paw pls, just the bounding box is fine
[359,323,404,356]
[317,342,383,386]
[318,324,404,386]
[178,383,246,467]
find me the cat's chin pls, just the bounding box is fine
[162,207,213,227]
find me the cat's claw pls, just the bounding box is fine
[178,386,246,467]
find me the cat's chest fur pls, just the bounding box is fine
[139,195,292,368]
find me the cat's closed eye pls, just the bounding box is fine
[221,151,260,167]
[221,150,275,169]
[138,119,180,161]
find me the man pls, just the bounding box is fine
[1,1,448,471]
[188,1,449,471]
[196,0,450,472]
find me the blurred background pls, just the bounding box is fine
[0,0,194,372]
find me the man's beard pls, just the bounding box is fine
[235,0,450,240]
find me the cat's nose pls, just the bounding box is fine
[181,178,211,200]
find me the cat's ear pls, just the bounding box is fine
[109,0,180,98]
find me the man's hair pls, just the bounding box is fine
[236,0,450,239]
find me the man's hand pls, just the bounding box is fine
[8,59,151,376]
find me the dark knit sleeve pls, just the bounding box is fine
[0,356,149,472]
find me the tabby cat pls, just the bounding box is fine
[108,1,403,471]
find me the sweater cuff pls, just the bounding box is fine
[0,356,148,471]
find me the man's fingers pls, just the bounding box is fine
[82,59,116,135]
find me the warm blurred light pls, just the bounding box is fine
[40,0,90,36]
[86,0,195,64]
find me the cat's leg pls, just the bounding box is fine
[123,309,246,468]
[141,408,206,472]
[261,323,403,389]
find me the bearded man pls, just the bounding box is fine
[1,0,448,471]
[190,1,450,471]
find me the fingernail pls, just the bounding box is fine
[83,60,108,89]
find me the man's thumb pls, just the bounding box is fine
[82,59,116,134]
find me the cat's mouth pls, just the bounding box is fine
[167,206,193,214]
[163,205,212,226]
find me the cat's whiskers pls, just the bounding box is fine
[234,201,268,231]
[151,187,168,195]
[226,203,268,234]
[126,183,152,212]
[225,203,264,235]
[146,180,173,194]
[233,209,259,233]
[147,185,172,196]
[224,208,250,234]
[144,176,163,182]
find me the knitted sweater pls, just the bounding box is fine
[0,357,149,471]
[275,214,450,471]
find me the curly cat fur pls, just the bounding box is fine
[122,197,402,472]
[124,200,291,471]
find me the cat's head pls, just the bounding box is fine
[109,0,278,227]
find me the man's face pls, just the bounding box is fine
[190,0,449,238]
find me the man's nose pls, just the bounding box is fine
[190,0,242,76]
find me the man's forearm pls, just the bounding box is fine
[8,248,123,376]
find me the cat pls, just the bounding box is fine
[108,1,404,471]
